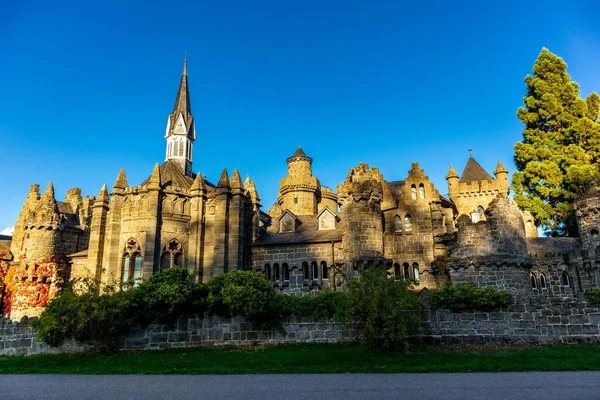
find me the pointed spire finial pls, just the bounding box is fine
[494,160,508,175]
[190,171,206,192]
[446,164,459,180]
[217,168,230,189]
[97,184,110,203]
[113,168,129,191]
[469,148,473,158]
[148,163,161,189]
[183,52,187,77]
[230,169,243,191]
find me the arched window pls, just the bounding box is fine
[419,183,425,199]
[302,262,309,282]
[404,214,413,232]
[321,261,328,280]
[283,263,290,282]
[311,261,318,281]
[530,273,537,289]
[412,263,420,282]
[411,184,417,200]
[394,263,400,279]
[540,273,547,289]
[591,229,599,239]
[122,238,143,286]
[264,264,271,281]
[394,215,402,232]
[403,263,410,278]
[562,271,570,287]
[274,263,280,281]
[160,239,184,271]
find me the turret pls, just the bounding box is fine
[446,164,459,197]
[278,147,320,215]
[494,160,509,196]
[164,59,195,177]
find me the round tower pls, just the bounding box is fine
[278,147,320,215]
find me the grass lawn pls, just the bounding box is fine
[2,343,600,374]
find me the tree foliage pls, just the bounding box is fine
[512,48,600,235]
[344,268,422,351]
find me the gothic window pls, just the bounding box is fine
[403,263,410,278]
[394,263,401,279]
[264,264,271,281]
[321,261,328,280]
[419,183,425,199]
[540,273,547,289]
[311,261,319,281]
[178,140,184,157]
[562,271,570,287]
[411,184,417,200]
[412,263,420,282]
[394,215,402,232]
[404,214,413,232]
[174,141,179,157]
[274,263,280,281]
[283,263,290,282]
[530,273,537,289]
[122,238,143,286]
[160,239,184,271]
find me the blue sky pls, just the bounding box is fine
[1,0,599,233]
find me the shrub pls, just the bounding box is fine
[428,283,510,312]
[343,268,422,351]
[35,281,137,352]
[277,290,348,319]
[588,288,600,306]
[207,270,279,329]
[135,267,207,325]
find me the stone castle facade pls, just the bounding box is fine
[2,62,600,320]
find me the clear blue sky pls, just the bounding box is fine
[1,0,599,232]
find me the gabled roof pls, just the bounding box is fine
[317,206,340,221]
[277,209,302,225]
[459,157,494,183]
[253,214,341,246]
[140,160,214,190]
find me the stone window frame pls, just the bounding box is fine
[561,271,570,287]
[539,272,547,290]
[530,272,538,289]
[404,214,413,233]
[412,262,420,282]
[402,263,410,279]
[264,263,271,281]
[393,263,401,279]
[122,238,143,287]
[302,262,309,285]
[311,261,319,281]
[321,261,328,280]
[418,183,425,199]
[317,207,338,231]
[411,184,417,200]
[282,263,290,283]
[160,238,184,271]
[393,215,402,233]
[274,263,281,282]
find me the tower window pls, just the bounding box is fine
[294,197,298,204]
[419,183,425,199]
[530,273,537,289]
[404,214,413,232]
[394,215,402,232]
[411,185,417,200]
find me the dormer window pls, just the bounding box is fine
[280,213,295,233]
[317,207,339,230]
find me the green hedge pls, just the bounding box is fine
[36,268,423,352]
[428,283,510,312]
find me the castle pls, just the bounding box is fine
[2,61,600,320]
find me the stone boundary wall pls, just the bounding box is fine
[0,316,357,357]
[2,301,600,357]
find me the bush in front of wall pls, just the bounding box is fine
[428,283,510,312]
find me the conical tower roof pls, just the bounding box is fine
[286,146,312,164]
[459,156,494,183]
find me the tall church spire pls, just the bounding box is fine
[165,58,196,177]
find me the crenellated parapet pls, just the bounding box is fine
[337,163,385,267]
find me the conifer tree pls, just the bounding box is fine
[512,48,600,235]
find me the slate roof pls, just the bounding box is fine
[253,214,341,246]
[526,237,580,257]
[56,202,81,229]
[286,146,312,163]
[140,160,215,190]
[459,157,494,183]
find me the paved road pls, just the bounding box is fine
[1,372,599,400]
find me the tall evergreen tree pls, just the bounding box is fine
[512,48,600,235]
